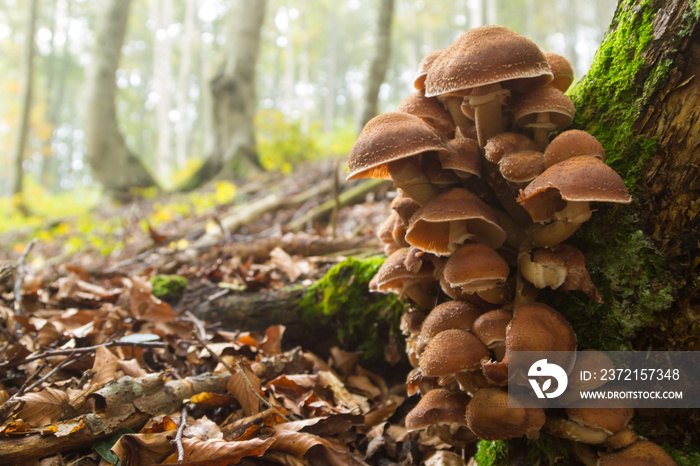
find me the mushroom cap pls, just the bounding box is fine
[422,153,461,187]
[465,388,546,440]
[543,129,605,169]
[404,388,469,431]
[565,405,634,435]
[391,191,421,226]
[414,49,444,91]
[517,155,632,223]
[472,309,513,347]
[401,309,427,335]
[507,302,577,354]
[397,91,455,136]
[440,138,482,178]
[598,441,676,466]
[420,300,485,342]
[347,112,449,180]
[498,150,545,183]
[406,188,507,253]
[484,132,539,164]
[424,25,552,97]
[370,247,433,292]
[532,244,601,302]
[419,329,490,377]
[511,86,575,131]
[443,243,510,293]
[544,52,575,92]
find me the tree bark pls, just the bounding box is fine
[10,0,38,215]
[572,0,699,350]
[357,0,395,131]
[183,0,267,190]
[84,0,158,202]
[152,0,175,179]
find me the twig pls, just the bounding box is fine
[14,238,37,316]
[175,406,187,463]
[0,340,167,369]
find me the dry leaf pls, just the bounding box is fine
[112,431,175,466]
[269,247,307,282]
[227,365,261,416]
[161,437,275,465]
[16,387,68,427]
[189,392,237,410]
[272,428,367,466]
[126,276,176,322]
[91,345,121,388]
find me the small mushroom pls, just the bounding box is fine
[544,52,575,92]
[517,155,632,247]
[545,403,634,445]
[377,211,409,255]
[471,309,512,362]
[424,25,552,147]
[484,132,540,164]
[511,86,576,149]
[391,191,421,226]
[518,243,602,302]
[543,129,605,169]
[404,388,475,447]
[417,300,484,352]
[414,49,443,92]
[419,328,490,393]
[465,388,546,440]
[442,243,511,296]
[405,188,507,254]
[401,308,427,368]
[397,91,455,137]
[346,112,449,205]
[498,149,545,184]
[369,247,436,309]
[558,350,616,405]
[439,137,482,179]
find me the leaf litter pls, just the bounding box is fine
[0,160,463,465]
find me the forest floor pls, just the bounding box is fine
[0,159,470,465]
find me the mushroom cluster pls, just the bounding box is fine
[347,26,675,465]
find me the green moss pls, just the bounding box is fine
[568,0,667,188]
[150,274,189,303]
[474,435,576,465]
[542,207,674,350]
[298,256,407,361]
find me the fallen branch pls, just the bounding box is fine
[287,179,389,232]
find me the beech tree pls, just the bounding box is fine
[84,0,157,202]
[183,0,267,189]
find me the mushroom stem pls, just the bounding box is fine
[467,83,511,148]
[531,201,592,248]
[448,221,471,252]
[441,96,473,129]
[518,240,567,289]
[388,158,441,206]
[526,112,557,149]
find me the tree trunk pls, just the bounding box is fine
[357,0,395,131]
[183,0,266,190]
[84,0,158,202]
[152,0,175,180]
[175,0,197,169]
[11,0,38,215]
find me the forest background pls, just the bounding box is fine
[0,0,616,227]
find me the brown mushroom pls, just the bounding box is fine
[417,300,484,352]
[414,49,443,92]
[346,112,448,205]
[391,190,421,226]
[397,91,455,137]
[517,155,632,247]
[543,129,605,169]
[419,328,490,393]
[405,388,475,448]
[518,243,601,302]
[511,86,575,149]
[544,52,575,92]
[377,211,409,255]
[424,25,552,147]
[442,243,511,296]
[484,132,540,164]
[405,188,507,254]
[498,149,545,184]
[439,137,482,179]
[465,388,546,440]
[471,309,512,362]
[369,247,436,309]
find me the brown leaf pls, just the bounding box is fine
[269,247,308,282]
[161,437,275,465]
[227,365,261,416]
[141,415,178,433]
[112,431,175,466]
[189,392,237,410]
[259,325,285,355]
[91,345,121,388]
[126,276,176,322]
[272,428,367,466]
[16,387,68,427]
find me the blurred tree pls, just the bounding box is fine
[183,0,267,189]
[84,0,157,201]
[10,0,38,215]
[358,0,395,131]
[152,0,174,179]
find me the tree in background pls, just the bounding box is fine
[10,0,38,215]
[357,0,395,132]
[84,0,157,202]
[183,0,267,189]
